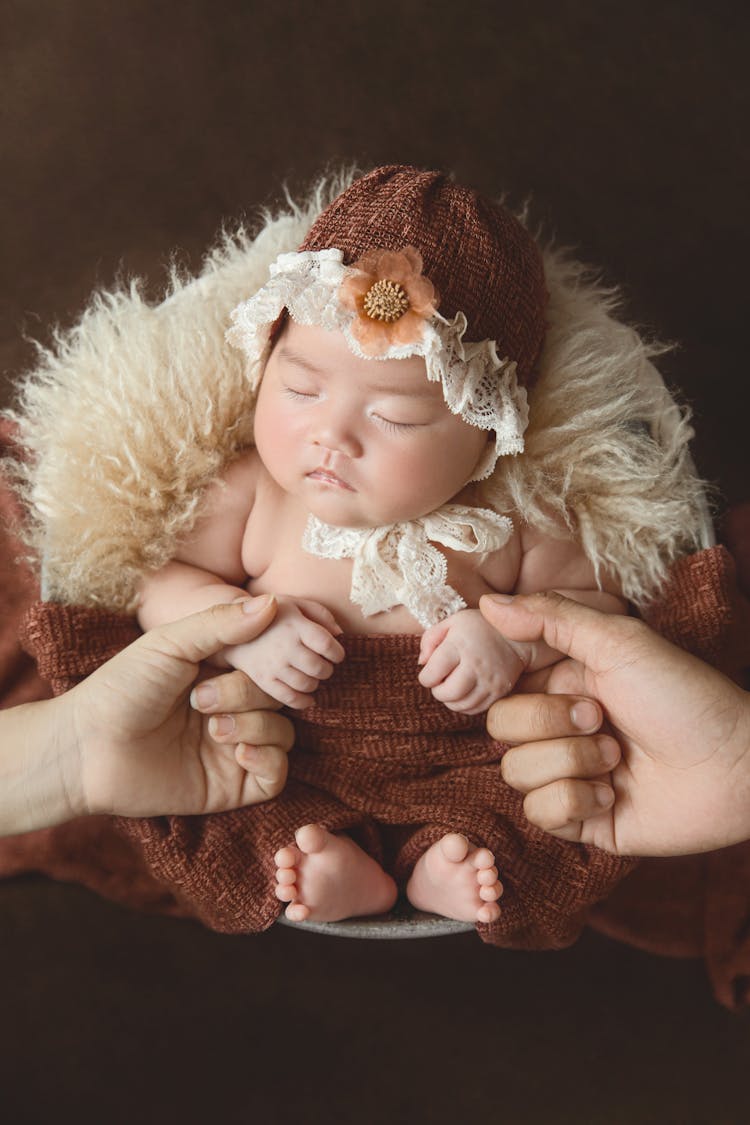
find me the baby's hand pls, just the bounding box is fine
[418,608,525,714]
[223,596,345,710]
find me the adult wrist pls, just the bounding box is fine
[0,694,86,836]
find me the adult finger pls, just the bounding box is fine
[487,692,603,744]
[234,744,290,801]
[522,778,615,838]
[479,592,642,676]
[208,708,295,753]
[516,658,588,696]
[500,734,620,793]
[191,669,282,713]
[144,596,279,669]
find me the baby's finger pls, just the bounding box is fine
[418,620,449,666]
[486,692,603,744]
[292,646,338,681]
[441,684,493,715]
[522,778,614,838]
[299,620,346,663]
[208,708,295,752]
[282,665,321,694]
[191,669,281,714]
[501,735,620,794]
[296,599,344,636]
[418,645,459,689]
[429,665,475,703]
[267,679,316,711]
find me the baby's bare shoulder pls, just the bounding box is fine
[202,447,262,520]
[174,448,261,580]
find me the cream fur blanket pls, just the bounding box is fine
[4,172,710,612]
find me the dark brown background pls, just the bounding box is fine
[2,3,749,1123]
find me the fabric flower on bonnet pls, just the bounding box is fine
[339,247,439,356]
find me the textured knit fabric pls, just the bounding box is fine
[16,612,637,945]
[299,164,548,385]
[7,543,742,951]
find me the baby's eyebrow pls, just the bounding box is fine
[368,382,438,399]
[278,347,438,399]
[277,348,322,373]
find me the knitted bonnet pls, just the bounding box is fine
[300,163,547,384]
[227,164,549,478]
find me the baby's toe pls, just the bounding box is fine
[274,844,300,868]
[275,882,297,902]
[477,901,501,924]
[285,902,310,922]
[295,823,329,854]
[471,847,495,870]
[439,832,470,863]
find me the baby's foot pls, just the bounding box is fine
[274,823,398,923]
[406,832,503,923]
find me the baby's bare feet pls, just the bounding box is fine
[406,832,503,923]
[274,823,398,923]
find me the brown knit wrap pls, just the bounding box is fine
[299,164,548,386]
[7,546,746,961]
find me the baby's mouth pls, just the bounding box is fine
[307,468,355,492]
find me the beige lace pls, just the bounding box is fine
[302,504,513,628]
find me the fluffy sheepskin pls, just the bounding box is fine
[4,170,710,612]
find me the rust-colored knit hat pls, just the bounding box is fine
[227,164,548,476]
[299,164,547,387]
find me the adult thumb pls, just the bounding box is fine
[142,595,279,667]
[479,592,625,675]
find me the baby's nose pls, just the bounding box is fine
[312,415,362,458]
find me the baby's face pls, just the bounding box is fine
[253,320,489,528]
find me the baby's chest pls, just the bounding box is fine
[240,490,520,633]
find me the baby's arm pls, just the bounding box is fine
[418,521,626,713]
[137,450,261,630]
[137,451,344,708]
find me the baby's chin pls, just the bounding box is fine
[306,496,440,530]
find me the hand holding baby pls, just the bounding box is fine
[222,595,345,709]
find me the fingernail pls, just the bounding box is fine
[237,745,262,768]
[191,682,218,709]
[241,594,276,615]
[594,783,614,808]
[570,701,600,731]
[597,735,621,768]
[208,714,235,737]
[487,593,515,604]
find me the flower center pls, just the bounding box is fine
[362,279,410,323]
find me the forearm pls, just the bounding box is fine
[137,561,248,631]
[0,695,84,836]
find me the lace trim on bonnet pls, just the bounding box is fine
[225,248,529,483]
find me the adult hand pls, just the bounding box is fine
[480,592,750,857]
[64,595,295,820]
